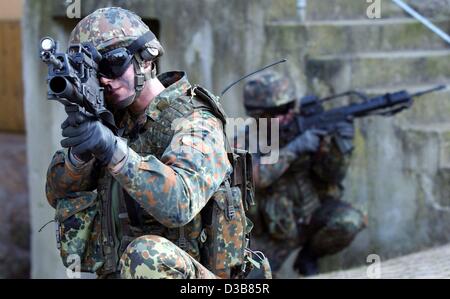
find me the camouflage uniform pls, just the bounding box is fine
[236,72,367,276]
[47,71,231,279]
[45,8,236,279]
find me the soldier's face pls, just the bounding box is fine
[99,64,135,108]
[261,109,294,125]
[277,109,295,125]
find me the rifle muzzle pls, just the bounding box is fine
[48,76,83,105]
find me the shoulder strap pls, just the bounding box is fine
[188,85,228,125]
[186,86,255,211]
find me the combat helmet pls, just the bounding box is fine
[68,7,164,109]
[243,71,296,116]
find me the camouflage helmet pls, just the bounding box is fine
[69,7,163,110]
[243,71,296,113]
[68,7,161,56]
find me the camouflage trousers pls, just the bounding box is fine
[119,235,218,279]
[252,197,366,273]
[300,197,366,257]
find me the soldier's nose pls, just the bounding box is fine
[99,76,113,85]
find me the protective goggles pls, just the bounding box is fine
[245,101,295,117]
[98,48,134,78]
[98,31,156,79]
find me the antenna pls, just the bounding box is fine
[220,59,287,97]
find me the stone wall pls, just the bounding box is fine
[410,0,450,18]
[0,134,29,278]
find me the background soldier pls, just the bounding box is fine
[45,7,250,279]
[235,71,367,277]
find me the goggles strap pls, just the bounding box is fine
[111,54,154,111]
[112,58,143,110]
[133,54,153,91]
[127,31,156,55]
[149,61,157,79]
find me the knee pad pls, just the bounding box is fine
[308,202,366,257]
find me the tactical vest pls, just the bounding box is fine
[237,125,321,240]
[256,136,349,243]
[96,85,256,278]
[253,156,320,241]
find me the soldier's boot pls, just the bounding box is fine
[119,235,217,279]
[293,198,367,276]
[293,245,319,276]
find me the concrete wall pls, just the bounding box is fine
[23,0,72,278]
[23,0,450,278]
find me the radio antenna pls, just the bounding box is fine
[220,58,287,97]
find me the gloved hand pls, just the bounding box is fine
[285,129,326,156]
[60,112,117,165]
[331,121,355,155]
[335,121,354,139]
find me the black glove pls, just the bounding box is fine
[285,129,326,156]
[335,121,354,139]
[332,121,355,154]
[61,112,117,165]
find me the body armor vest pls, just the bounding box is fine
[255,155,321,241]
[257,137,349,242]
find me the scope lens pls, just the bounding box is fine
[41,38,54,51]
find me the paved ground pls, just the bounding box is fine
[276,243,450,279]
[278,244,450,279]
[307,244,450,279]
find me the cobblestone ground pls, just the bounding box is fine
[276,244,450,279]
[309,244,450,279]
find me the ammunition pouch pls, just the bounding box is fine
[199,146,258,279]
[55,191,104,273]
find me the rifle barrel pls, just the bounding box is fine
[48,76,83,105]
[41,51,63,69]
[410,85,446,98]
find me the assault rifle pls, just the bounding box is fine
[39,37,117,134]
[280,85,446,151]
